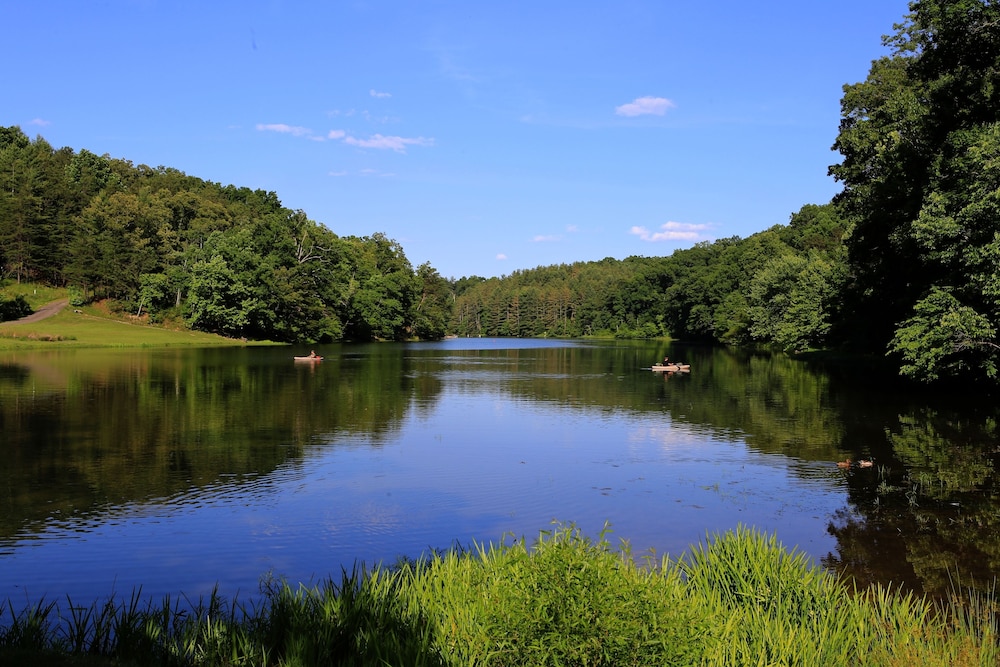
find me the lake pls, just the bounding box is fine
[2,338,999,608]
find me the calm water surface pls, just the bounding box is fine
[2,339,999,607]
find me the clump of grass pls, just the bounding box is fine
[1,523,998,666]
[0,330,75,342]
[398,522,709,666]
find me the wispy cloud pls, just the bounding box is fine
[629,221,709,242]
[256,123,312,136]
[566,224,579,233]
[370,89,391,98]
[615,96,676,117]
[532,234,561,242]
[29,118,50,127]
[260,123,433,154]
[496,253,508,261]
[343,133,433,153]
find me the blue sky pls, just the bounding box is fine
[5,1,908,279]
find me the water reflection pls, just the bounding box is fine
[1,341,999,606]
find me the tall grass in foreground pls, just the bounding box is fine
[1,524,997,666]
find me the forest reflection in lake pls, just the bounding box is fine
[1,339,998,607]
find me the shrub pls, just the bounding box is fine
[0,295,32,322]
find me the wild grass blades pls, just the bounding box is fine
[0,598,56,652]
[2,523,999,666]
[404,522,710,666]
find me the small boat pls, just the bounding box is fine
[650,363,690,372]
[294,355,323,362]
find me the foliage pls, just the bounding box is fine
[0,123,855,358]
[890,287,999,382]
[0,127,438,343]
[831,0,1000,382]
[451,205,848,348]
[1,524,997,666]
[0,294,32,322]
[747,250,845,352]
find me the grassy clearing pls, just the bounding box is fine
[0,289,268,349]
[0,283,69,309]
[0,307,249,349]
[1,524,996,666]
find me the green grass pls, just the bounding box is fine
[0,287,272,349]
[1,524,997,666]
[0,283,69,309]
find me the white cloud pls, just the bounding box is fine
[370,89,391,98]
[566,224,578,233]
[328,170,349,177]
[532,234,561,242]
[256,123,312,137]
[342,133,433,153]
[29,118,50,126]
[360,168,395,177]
[615,96,676,117]
[258,122,434,155]
[496,253,508,261]
[629,221,709,242]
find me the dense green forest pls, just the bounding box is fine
[450,203,846,353]
[456,0,1000,386]
[0,127,452,343]
[4,0,1000,384]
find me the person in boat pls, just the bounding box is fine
[662,356,669,365]
[308,350,319,358]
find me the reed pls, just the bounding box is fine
[1,523,997,666]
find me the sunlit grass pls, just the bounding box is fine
[0,295,274,350]
[0,283,68,309]
[1,524,997,666]
[0,308,246,349]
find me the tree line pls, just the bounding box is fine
[458,0,1000,386]
[0,127,451,342]
[450,203,847,354]
[4,0,1000,383]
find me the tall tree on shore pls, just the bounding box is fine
[831,0,1000,382]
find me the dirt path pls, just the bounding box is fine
[5,298,70,324]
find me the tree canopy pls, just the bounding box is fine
[831,0,1000,382]
[0,126,450,343]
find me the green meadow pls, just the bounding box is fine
[0,286,266,349]
[1,525,998,667]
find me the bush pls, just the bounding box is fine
[0,295,32,322]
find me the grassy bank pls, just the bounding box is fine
[0,286,270,350]
[1,524,996,666]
